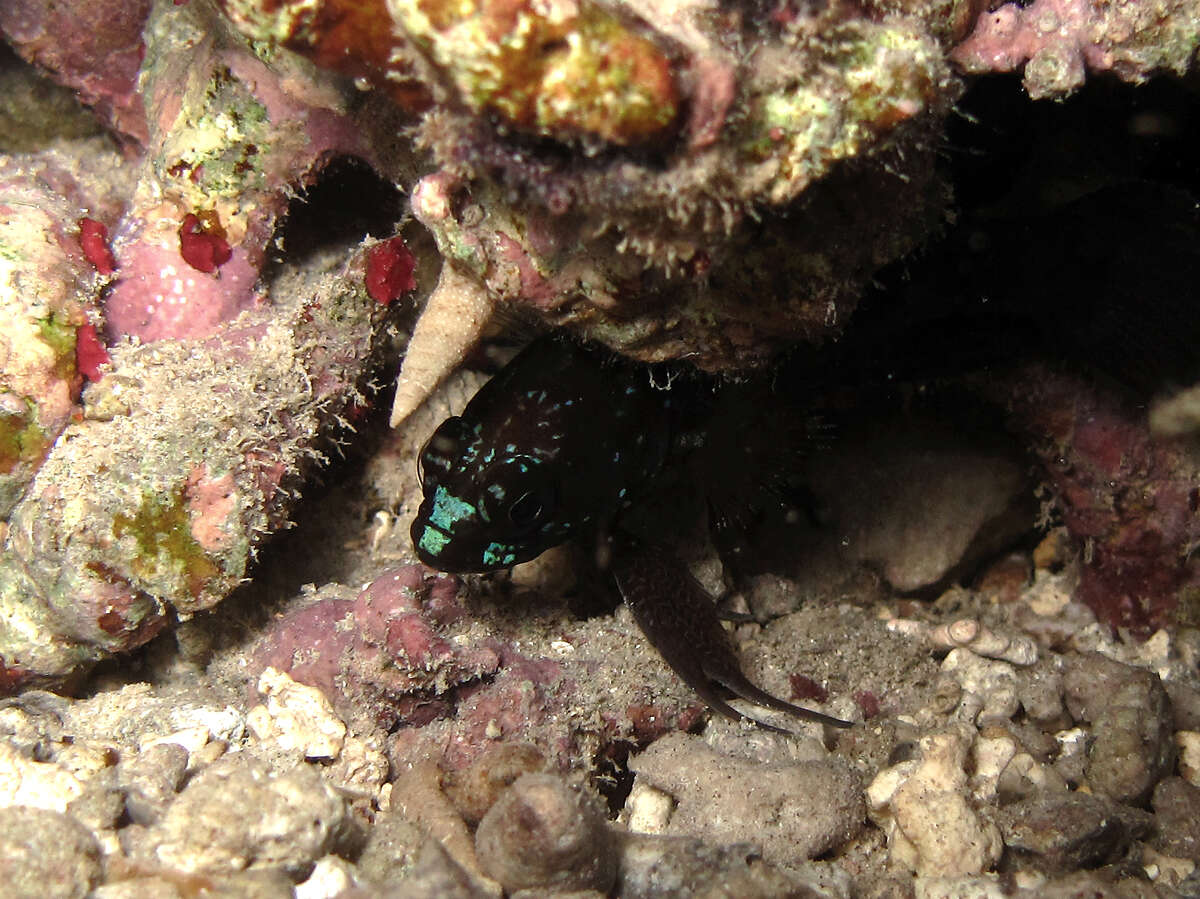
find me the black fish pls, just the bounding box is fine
[411,336,851,732]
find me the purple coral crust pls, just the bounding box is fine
[952,0,1200,99]
[1003,365,1200,634]
[0,0,153,144]
[255,567,502,732]
[253,566,696,771]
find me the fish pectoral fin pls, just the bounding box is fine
[611,535,851,733]
[674,666,791,735]
[704,664,852,730]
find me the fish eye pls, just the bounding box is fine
[480,457,556,534]
[508,488,551,529]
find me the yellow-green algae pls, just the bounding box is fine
[35,311,79,383]
[737,21,946,203]
[393,0,678,144]
[113,489,221,599]
[0,399,47,476]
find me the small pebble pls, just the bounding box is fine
[441,742,546,826]
[118,742,188,826]
[1063,652,1175,804]
[475,773,617,894]
[152,756,357,876]
[1151,777,1200,863]
[998,793,1152,874]
[0,806,102,899]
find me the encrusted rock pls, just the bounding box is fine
[474,772,617,894]
[629,731,864,866]
[1151,778,1200,864]
[1062,652,1175,804]
[998,793,1153,874]
[0,805,102,899]
[952,0,1200,99]
[616,833,848,899]
[150,756,358,876]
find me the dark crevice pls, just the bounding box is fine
[268,155,407,267]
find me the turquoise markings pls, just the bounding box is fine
[428,485,477,532]
[482,542,518,567]
[418,524,451,557]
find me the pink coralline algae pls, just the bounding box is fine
[253,567,502,732]
[1001,364,1200,635]
[100,0,377,343]
[952,0,1200,98]
[253,566,697,771]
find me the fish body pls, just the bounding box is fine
[411,334,851,732]
[412,337,678,573]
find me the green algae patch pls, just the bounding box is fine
[0,400,48,475]
[36,312,79,382]
[113,489,221,598]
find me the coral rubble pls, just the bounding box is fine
[1,0,1200,895]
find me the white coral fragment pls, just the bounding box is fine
[296,854,361,899]
[968,731,1017,801]
[940,648,1020,722]
[247,666,347,760]
[929,618,1038,665]
[867,725,1002,878]
[623,780,675,834]
[1177,730,1200,786]
[0,743,85,813]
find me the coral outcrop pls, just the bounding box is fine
[1,2,1200,894]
